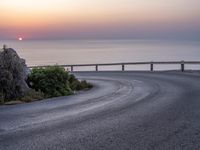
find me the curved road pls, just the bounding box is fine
[0,71,200,150]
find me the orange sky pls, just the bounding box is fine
[0,0,200,39]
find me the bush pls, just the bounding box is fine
[68,74,76,84]
[69,74,93,91]
[28,66,73,98]
[20,89,45,102]
[0,66,93,104]
[80,80,93,89]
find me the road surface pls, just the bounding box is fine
[1,71,200,150]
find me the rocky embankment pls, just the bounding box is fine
[0,46,30,102]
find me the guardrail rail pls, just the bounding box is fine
[29,61,200,72]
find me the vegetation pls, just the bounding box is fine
[20,89,45,103]
[27,66,92,99]
[28,66,72,98]
[0,65,92,105]
[69,74,93,91]
[0,48,92,105]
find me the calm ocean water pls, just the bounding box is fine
[0,39,200,70]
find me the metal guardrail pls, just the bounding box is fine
[29,61,200,72]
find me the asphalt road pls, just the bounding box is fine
[1,71,200,150]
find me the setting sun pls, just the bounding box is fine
[18,37,23,41]
[0,0,199,40]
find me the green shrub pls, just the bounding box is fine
[20,89,45,102]
[28,66,73,98]
[68,74,76,84]
[68,74,90,91]
[70,80,82,91]
[80,80,93,89]
[27,66,92,100]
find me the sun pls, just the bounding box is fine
[18,37,23,41]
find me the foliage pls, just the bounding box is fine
[28,66,73,98]
[20,89,45,102]
[69,74,93,91]
[0,48,93,104]
[0,64,93,104]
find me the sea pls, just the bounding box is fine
[0,39,200,71]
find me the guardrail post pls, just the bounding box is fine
[181,61,185,72]
[71,66,73,72]
[95,65,98,71]
[150,62,154,71]
[122,64,125,71]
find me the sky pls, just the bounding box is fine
[0,0,200,40]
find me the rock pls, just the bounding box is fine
[0,47,30,101]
